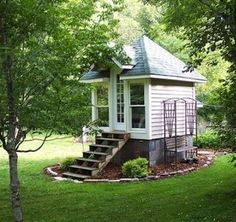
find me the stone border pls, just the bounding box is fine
[50,166,202,184]
[46,151,217,184]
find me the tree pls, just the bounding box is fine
[146,0,236,141]
[117,0,159,44]
[0,0,123,221]
[145,0,236,71]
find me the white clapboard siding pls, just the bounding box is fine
[150,80,195,139]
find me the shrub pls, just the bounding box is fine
[61,157,76,171]
[195,130,221,149]
[229,154,236,167]
[122,157,149,178]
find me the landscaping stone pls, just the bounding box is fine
[139,177,149,181]
[147,175,156,180]
[169,171,178,175]
[120,178,139,182]
[46,167,58,176]
[70,179,83,184]
[188,167,195,171]
[108,179,120,183]
[84,179,109,183]
[54,176,68,181]
[160,172,170,176]
[198,150,214,155]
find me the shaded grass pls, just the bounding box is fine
[1,138,236,221]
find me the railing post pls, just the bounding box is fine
[163,102,167,164]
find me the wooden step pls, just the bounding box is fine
[102,131,127,135]
[77,157,102,163]
[90,144,115,148]
[63,172,90,180]
[69,165,97,171]
[63,131,130,180]
[101,131,130,140]
[84,151,108,156]
[96,137,123,141]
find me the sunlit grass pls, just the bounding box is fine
[0,134,90,161]
[1,137,236,222]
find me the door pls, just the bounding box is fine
[114,75,125,130]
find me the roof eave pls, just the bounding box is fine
[112,58,134,70]
[79,77,110,84]
[120,74,206,83]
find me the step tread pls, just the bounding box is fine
[63,172,90,179]
[96,137,124,141]
[90,144,116,148]
[77,157,102,163]
[102,131,128,135]
[69,165,97,171]
[84,151,108,156]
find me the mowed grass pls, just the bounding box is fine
[1,137,236,222]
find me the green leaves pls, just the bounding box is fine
[122,157,149,178]
[0,0,124,145]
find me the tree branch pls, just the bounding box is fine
[23,135,72,142]
[0,132,7,150]
[16,131,53,153]
[20,76,56,107]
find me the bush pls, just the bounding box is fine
[122,157,149,178]
[195,130,221,149]
[61,157,76,171]
[230,154,236,167]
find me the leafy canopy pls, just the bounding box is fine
[0,0,124,149]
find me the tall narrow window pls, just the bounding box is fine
[117,76,124,123]
[130,83,145,128]
[96,85,109,127]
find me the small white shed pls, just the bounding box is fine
[80,35,206,167]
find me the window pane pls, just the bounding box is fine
[97,107,109,127]
[116,76,124,123]
[131,107,145,128]
[97,86,108,106]
[130,83,144,105]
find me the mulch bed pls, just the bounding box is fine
[44,149,226,181]
[93,149,216,179]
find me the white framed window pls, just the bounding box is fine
[116,75,124,123]
[95,85,109,127]
[129,82,146,129]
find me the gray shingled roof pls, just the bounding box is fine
[81,35,206,83]
[121,35,206,82]
[80,70,109,82]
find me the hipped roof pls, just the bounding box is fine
[80,35,206,83]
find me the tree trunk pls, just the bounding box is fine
[1,3,23,221]
[8,150,23,222]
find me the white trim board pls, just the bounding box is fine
[80,78,109,83]
[120,74,206,83]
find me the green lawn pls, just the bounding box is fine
[1,138,236,222]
